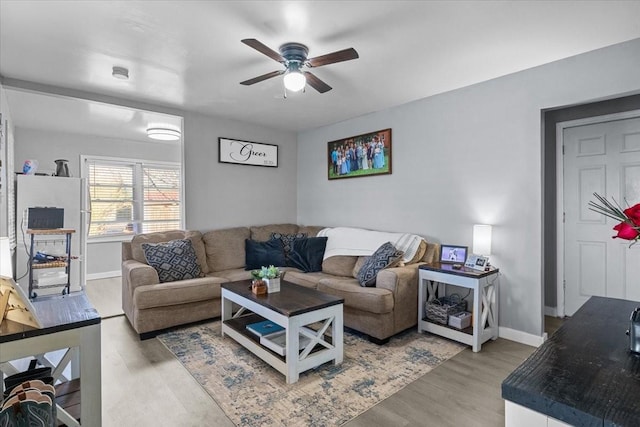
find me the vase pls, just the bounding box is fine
[265,277,280,293]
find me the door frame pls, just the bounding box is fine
[555,109,640,317]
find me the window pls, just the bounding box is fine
[81,156,182,239]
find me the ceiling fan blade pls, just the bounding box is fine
[240,70,284,86]
[307,48,359,67]
[304,72,332,93]
[241,39,285,63]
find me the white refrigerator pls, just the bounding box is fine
[15,175,88,297]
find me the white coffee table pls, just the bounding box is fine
[221,280,344,384]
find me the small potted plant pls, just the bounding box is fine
[251,265,281,293]
[250,270,267,295]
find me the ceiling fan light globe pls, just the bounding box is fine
[283,71,306,92]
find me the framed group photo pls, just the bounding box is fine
[327,128,391,180]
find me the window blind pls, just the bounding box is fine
[84,157,182,238]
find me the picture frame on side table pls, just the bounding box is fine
[218,137,278,168]
[465,255,490,271]
[328,128,391,180]
[440,245,468,264]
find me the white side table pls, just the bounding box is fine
[418,263,499,352]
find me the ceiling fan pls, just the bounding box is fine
[240,38,359,94]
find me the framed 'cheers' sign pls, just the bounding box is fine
[218,137,278,168]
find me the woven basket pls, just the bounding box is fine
[425,294,467,324]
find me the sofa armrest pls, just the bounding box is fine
[122,241,134,261]
[122,259,159,295]
[376,264,419,295]
[376,264,420,331]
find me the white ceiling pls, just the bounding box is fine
[4,88,182,142]
[1,0,640,136]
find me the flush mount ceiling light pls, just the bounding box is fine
[112,66,129,80]
[146,127,181,141]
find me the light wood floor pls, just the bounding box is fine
[84,277,123,318]
[544,315,567,337]
[87,278,535,426]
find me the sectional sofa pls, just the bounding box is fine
[121,224,439,342]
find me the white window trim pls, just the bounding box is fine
[80,154,184,242]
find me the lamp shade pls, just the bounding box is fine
[473,225,492,256]
[1,237,12,278]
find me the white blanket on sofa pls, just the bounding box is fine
[317,227,423,263]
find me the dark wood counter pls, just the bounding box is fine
[502,296,640,426]
[0,292,100,343]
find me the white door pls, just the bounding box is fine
[563,116,640,316]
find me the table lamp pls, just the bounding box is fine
[472,225,492,256]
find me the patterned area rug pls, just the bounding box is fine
[158,321,464,427]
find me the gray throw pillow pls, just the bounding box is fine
[142,239,202,283]
[357,242,404,287]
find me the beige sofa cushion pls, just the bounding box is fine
[284,270,334,289]
[421,242,440,264]
[203,227,250,272]
[212,266,301,283]
[352,256,368,278]
[134,276,225,310]
[317,278,394,314]
[207,268,252,282]
[408,239,427,264]
[130,230,209,274]
[250,224,299,241]
[322,256,357,277]
[298,225,325,237]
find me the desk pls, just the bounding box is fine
[418,263,499,352]
[0,293,101,427]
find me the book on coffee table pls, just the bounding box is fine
[246,320,284,337]
[260,330,312,356]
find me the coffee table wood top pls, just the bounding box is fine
[222,280,343,317]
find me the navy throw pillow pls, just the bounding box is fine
[245,239,287,270]
[287,237,328,273]
[270,232,307,260]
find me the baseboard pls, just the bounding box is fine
[544,306,558,317]
[86,270,121,281]
[499,327,545,348]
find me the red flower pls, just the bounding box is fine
[624,203,640,226]
[613,221,640,240]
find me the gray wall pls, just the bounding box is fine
[14,127,180,177]
[14,127,181,276]
[14,116,299,276]
[7,90,299,278]
[297,38,640,337]
[182,111,298,231]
